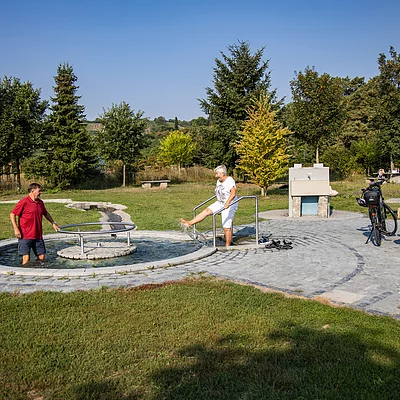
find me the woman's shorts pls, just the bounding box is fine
[18,239,46,256]
[208,201,237,229]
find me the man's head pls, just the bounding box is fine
[28,183,42,201]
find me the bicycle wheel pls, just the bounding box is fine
[381,203,397,236]
[372,221,382,246]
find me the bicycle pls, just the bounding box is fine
[357,180,397,246]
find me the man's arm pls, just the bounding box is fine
[10,212,21,238]
[44,212,60,231]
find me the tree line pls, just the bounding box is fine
[1,42,399,193]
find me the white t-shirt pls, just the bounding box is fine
[215,176,238,208]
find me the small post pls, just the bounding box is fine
[212,214,217,247]
[79,234,85,255]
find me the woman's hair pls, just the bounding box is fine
[214,165,227,176]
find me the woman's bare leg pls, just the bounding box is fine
[180,208,213,228]
[224,227,233,247]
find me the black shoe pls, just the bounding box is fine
[265,240,281,250]
[258,235,271,244]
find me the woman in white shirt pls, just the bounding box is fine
[180,165,238,247]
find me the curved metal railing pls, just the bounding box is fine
[58,222,136,255]
[192,196,259,247]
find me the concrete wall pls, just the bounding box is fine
[289,164,330,217]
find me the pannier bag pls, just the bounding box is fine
[364,190,380,206]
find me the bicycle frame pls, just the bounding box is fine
[361,180,397,245]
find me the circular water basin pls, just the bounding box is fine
[0,232,216,276]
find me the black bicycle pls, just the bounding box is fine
[357,180,397,246]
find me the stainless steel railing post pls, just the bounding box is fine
[212,214,218,247]
[79,234,85,254]
[206,195,259,248]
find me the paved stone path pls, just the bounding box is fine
[1,210,400,319]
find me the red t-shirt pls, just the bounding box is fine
[11,196,48,240]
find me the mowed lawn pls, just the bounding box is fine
[1,278,400,399]
[1,179,400,399]
[0,182,289,240]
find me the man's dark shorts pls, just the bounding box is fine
[18,239,46,257]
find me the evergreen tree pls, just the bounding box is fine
[236,93,291,195]
[337,77,376,148]
[45,63,97,188]
[199,40,277,172]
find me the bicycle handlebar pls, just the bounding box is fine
[362,179,385,193]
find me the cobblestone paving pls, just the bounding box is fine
[1,211,400,319]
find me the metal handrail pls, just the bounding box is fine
[58,222,136,255]
[192,195,259,247]
[192,195,216,234]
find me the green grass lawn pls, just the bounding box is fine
[2,177,400,240]
[1,179,400,399]
[1,278,400,399]
[0,182,289,240]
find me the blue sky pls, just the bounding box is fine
[1,0,399,121]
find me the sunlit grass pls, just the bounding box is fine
[1,278,399,399]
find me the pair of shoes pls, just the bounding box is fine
[281,239,293,249]
[258,235,271,244]
[265,240,281,250]
[283,239,293,249]
[265,239,293,250]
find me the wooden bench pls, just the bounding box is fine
[141,180,170,189]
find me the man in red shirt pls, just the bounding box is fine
[10,183,60,265]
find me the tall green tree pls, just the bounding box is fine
[288,67,345,163]
[337,77,376,148]
[236,93,291,195]
[374,46,400,169]
[158,130,195,174]
[29,63,97,188]
[0,76,47,189]
[323,77,381,177]
[99,102,147,186]
[199,40,277,171]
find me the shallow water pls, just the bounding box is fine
[0,238,202,269]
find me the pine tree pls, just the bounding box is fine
[199,40,278,172]
[46,63,97,188]
[236,93,291,195]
